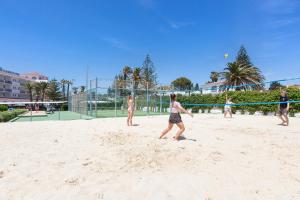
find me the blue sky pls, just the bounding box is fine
[0,0,300,87]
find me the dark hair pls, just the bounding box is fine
[170,94,176,101]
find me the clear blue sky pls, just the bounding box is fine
[0,0,300,87]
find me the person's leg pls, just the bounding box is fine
[159,123,173,139]
[229,110,232,118]
[285,114,289,126]
[283,111,289,126]
[130,111,134,126]
[174,122,185,140]
[224,110,227,118]
[278,111,286,124]
[127,112,131,126]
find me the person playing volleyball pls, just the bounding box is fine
[127,95,134,126]
[224,94,233,118]
[159,94,193,141]
[278,90,289,126]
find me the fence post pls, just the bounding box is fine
[58,105,61,120]
[89,80,92,116]
[114,81,117,117]
[95,78,98,118]
[160,85,162,114]
[146,82,149,115]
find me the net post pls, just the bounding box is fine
[30,104,32,122]
[95,78,98,118]
[114,81,117,117]
[89,80,92,116]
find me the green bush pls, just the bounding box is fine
[0,109,27,122]
[61,104,68,111]
[176,88,300,115]
[0,105,8,112]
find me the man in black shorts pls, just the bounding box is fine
[278,90,289,126]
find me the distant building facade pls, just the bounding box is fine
[0,67,48,102]
[202,81,227,94]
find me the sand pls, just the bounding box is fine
[0,114,300,200]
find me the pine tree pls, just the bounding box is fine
[141,54,157,88]
[236,45,252,65]
[195,83,200,91]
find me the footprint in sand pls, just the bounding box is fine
[82,161,93,166]
[0,171,4,178]
[209,151,223,162]
[65,177,80,185]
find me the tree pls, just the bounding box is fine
[60,79,68,100]
[141,54,157,88]
[221,61,264,90]
[65,80,73,101]
[236,45,252,65]
[79,86,86,93]
[171,77,193,91]
[39,82,49,101]
[25,82,34,102]
[46,79,61,101]
[133,67,142,90]
[210,71,219,82]
[33,82,42,101]
[72,87,78,94]
[269,81,284,90]
[194,83,200,91]
[122,66,132,81]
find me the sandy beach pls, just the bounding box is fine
[0,114,300,200]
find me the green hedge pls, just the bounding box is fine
[0,109,27,122]
[177,88,300,115]
[0,105,8,112]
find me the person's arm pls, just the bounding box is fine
[177,103,193,117]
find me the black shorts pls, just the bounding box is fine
[279,108,288,115]
[169,113,182,124]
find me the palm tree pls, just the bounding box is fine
[25,82,34,102]
[60,79,68,100]
[33,82,42,101]
[46,79,61,101]
[38,82,49,101]
[65,80,73,101]
[79,86,86,93]
[133,67,141,90]
[122,66,132,89]
[72,87,78,94]
[221,61,264,90]
[210,71,219,82]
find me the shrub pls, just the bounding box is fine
[176,88,300,114]
[0,105,8,112]
[0,109,27,122]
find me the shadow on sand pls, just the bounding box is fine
[176,136,197,142]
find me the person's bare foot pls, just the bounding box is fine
[172,136,179,141]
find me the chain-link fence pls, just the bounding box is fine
[69,78,172,118]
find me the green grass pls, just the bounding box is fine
[88,109,169,118]
[12,109,168,122]
[13,111,93,122]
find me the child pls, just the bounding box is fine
[159,94,193,141]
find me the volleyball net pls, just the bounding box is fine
[68,77,300,118]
